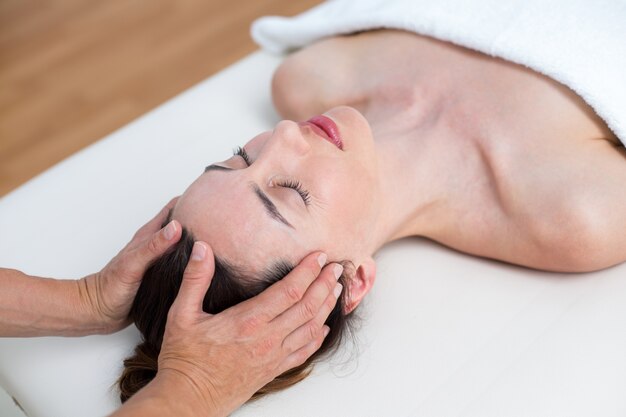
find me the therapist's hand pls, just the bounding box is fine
[144,243,342,417]
[80,198,182,333]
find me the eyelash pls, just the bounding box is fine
[234,146,252,165]
[233,146,311,206]
[276,178,312,206]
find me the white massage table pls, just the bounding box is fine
[0,50,625,417]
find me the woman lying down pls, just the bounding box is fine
[119,22,626,403]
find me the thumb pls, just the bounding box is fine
[170,241,216,319]
[123,220,182,280]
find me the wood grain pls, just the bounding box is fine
[0,0,320,196]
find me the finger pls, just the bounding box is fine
[281,282,341,353]
[278,326,330,375]
[234,252,327,323]
[169,241,215,319]
[164,196,180,210]
[272,263,342,336]
[131,196,180,242]
[122,219,183,278]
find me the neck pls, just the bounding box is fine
[364,114,450,254]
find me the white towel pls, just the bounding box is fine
[251,0,626,145]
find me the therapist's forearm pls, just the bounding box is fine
[111,371,223,417]
[0,268,106,337]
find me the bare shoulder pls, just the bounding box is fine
[480,135,626,272]
[271,29,424,120]
[272,30,626,272]
[271,33,369,120]
[453,59,626,272]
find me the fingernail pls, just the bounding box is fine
[191,242,206,261]
[323,326,330,337]
[317,253,327,268]
[333,264,343,280]
[333,283,343,298]
[163,221,176,240]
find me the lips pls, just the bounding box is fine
[299,115,344,150]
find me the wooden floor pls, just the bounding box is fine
[0,0,320,197]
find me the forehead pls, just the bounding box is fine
[172,171,304,273]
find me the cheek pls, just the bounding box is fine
[324,168,374,229]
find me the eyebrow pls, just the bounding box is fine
[205,164,232,172]
[204,164,295,229]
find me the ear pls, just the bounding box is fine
[343,256,376,314]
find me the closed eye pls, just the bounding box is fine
[275,179,311,206]
[234,146,252,165]
[233,146,311,206]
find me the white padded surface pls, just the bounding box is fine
[0,50,625,417]
[0,387,26,417]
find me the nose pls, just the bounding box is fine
[269,120,311,156]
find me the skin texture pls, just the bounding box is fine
[1,199,340,417]
[174,107,380,271]
[0,199,182,337]
[80,198,183,333]
[174,106,379,313]
[174,29,626,313]
[112,248,341,417]
[4,27,625,417]
[269,29,626,273]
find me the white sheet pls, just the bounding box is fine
[1,50,625,417]
[252,0,626,145]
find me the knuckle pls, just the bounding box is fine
[284,284,304,303]
[324,270,337,291]
[306,322,319,341]
[316,331,326,348]
[147,234,162,256]
[108,261,134,283]
[106,260,123,277]
[131,227,145,241]
[182,269,203,283]
[301,300,317,321]
[325,291,339,310]
[294,349,310,367]
[166,197,179,208]
[262,336,277,354]
[239,315,261,336]
[165,313,183,333]
[183,262,210,281]
[252,336,277,358]
[182,265,209,283]
[166,305,180,323]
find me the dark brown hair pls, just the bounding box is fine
[118,218,355,403]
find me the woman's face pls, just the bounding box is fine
[173,106,381,273]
